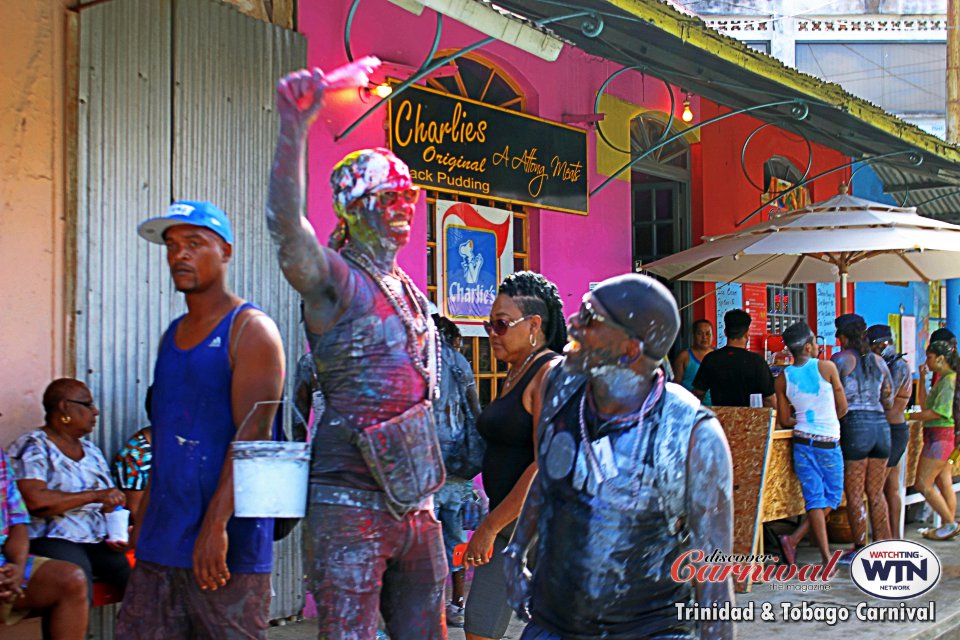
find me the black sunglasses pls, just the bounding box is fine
[483,316,531,336]
[575,299,641,341]
[66,399,96,409]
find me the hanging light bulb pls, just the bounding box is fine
[681,93,694,123]
[372,82,393,99]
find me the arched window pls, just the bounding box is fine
[762,155,810,211]
[629,112,691,181]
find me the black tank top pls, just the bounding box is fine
[477,351,554,511]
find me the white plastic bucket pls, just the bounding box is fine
[232,441,310,518]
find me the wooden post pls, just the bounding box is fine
[949,0,960,144]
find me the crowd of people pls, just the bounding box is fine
[1,58,957,640]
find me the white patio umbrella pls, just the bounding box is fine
[642,185,960,312]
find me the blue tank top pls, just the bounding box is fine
[137,303,273,573]
[680,348,711,406]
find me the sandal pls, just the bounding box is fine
[922,523,959,541]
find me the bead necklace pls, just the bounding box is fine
[500,347,547,398]
[342,246,439,397]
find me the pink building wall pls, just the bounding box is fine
[299,0,685,315]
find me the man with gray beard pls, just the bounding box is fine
[504,274,735,640]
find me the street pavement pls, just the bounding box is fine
[269,523,960,640]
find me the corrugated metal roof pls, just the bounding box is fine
[871,161,960,221]
[493,0,960,200]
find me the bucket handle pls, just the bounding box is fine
[234,399,313,446]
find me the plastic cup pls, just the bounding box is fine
[105,507,130,543]
[750,393,763,409]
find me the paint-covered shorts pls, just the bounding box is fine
[922,427,955,462]
[114,560,270,639]
[792,438,844,511]
[304,500,447,640]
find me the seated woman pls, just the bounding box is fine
[1,448,88,638]
[8,378,131,605]
[113,387,153,520]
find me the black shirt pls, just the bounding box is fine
[692,345,775,407]
[476,352,554,511]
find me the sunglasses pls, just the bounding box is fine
[66,399,96,409]
[483,316,531,336]
[350,187,420,209]
[575,299,641,340]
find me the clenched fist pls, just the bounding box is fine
[276,57,380,131]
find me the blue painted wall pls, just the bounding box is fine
[851,165,931,375]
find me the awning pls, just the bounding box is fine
[491,0,960,214]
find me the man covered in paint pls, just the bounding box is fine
[504,274,735,640]
[267,64,447,639]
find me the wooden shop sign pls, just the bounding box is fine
[388,84,588,215]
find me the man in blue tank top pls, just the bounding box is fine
[505,275,735,640]
[116,201,285,639]
[267,63,448,639]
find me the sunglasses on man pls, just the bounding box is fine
[574,299,642,340]
[349,187,420,209]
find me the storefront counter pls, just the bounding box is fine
[712,406,779,592]
[713,410,929,592]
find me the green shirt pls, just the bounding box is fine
[926,371,956,428]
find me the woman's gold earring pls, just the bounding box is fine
[61,415,71,424]
[529,333,537,347]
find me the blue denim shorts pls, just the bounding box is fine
[792,440,844,511]
[840,410,890,461]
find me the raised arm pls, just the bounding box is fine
[267,61,377,326]
[686,417,735,640]
[267,69,331,288]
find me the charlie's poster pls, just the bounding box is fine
[435,200,513,336]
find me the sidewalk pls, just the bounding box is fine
[268,524,960,640]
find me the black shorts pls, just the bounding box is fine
[887,422,909,467]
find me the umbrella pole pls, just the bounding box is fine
[840,270,849,314]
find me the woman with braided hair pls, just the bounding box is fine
[831,314,894,564]
[462,271,565,640]
[907,340,960,540]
